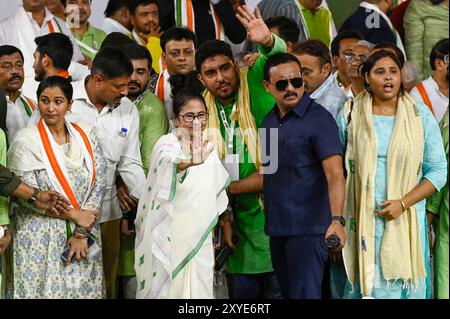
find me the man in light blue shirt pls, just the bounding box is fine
[293,39,346,119]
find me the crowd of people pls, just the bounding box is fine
[0,0,448,300]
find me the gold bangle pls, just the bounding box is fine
[399,199,407,212]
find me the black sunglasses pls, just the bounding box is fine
[273,77,303,91]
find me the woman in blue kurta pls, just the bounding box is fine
[335,50,447,299]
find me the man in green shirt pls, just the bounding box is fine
[196,6,285,298]
[66,0,107,61]
[299,0,333,47]
[426,110,449,299]
[117,42,169,299]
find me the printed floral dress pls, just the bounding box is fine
[6,130,107,299]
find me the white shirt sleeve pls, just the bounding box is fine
[117,105,146,201]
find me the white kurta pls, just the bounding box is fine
[5,94,36,143]
[410,76,449,123]
[0,6,85,97]
[64,80,146,224]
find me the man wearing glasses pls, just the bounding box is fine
[410,38,449,123]
[156,27,197,120]
[261,52,345,299]
[344,40,374,99]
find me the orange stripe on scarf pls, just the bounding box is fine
[47,21,55,33]
[38,119,79,209]
[416,82,434,115]
[71,123,96,189]
[186,0,194,30]
[157,73,165,103]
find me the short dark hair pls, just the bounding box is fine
[361,50,404,95]
[265,16,300,44]
[292,39,332,67]
[128,0,158,15]
[62,0,91,6]
[104,0,129,17]
[0,45,24,62]
[430,38,449,70]
[196,40,233,71]
[373,42,405,67]
[160,27,197,53]
[101,32,135,50]
[264,53,302,81]
[37,75,73,101]
[91,47,133,80]
[34,33,73,70]
[331,29,364,57]
[121,42,153,70]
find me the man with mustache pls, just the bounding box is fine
[292,39,346,119]
[118,42,169,299]
[156,27,197,119]
[261,52,345,298]
[65,46,147,299]
[66,0,107,62]
[196,5,286,299]
[410,38,449,123]
[0,46,36,143]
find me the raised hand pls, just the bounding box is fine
[235,6,273,47]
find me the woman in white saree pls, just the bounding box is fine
[134,87,231,299]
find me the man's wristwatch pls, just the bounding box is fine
[27,187,40,205]
[332,216,346,227]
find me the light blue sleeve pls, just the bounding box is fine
[336,108,348,148]
[417,102,448,191]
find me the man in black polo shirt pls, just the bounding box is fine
[261,53,346,299]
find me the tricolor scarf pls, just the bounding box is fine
[38,120,96,239]
[203,69,262,169]
[18,96,36,117]
[156,69,173,117]
[174,0,225,40]
[342,91,426,297]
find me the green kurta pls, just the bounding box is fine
[299,1,333,47]
[118,90,169,277]
[426,111,449,299]
[71,24,107,60]
[218,35,286,274]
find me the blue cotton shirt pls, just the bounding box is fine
[262,94,343,236]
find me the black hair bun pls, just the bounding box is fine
[169,71,204,99]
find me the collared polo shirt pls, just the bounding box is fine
[72,23,106,60]
[262,94,342,236]
[299,1,333,47]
